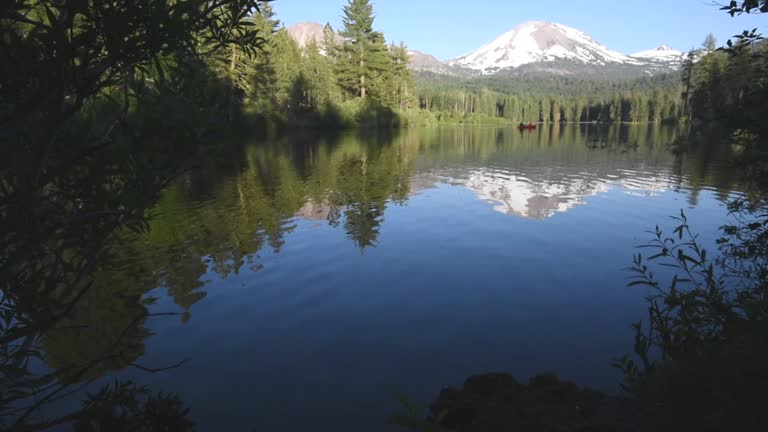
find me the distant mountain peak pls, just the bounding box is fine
[408,50,448,71]
[448,21,636,73]
[287,21,341,49]
[630,45,684,63]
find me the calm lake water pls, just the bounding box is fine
[53,124,741,431]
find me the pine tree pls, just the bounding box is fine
[552,98,562,123]
[387,43,415,110]
[365,31,396,104]
[681,50,696,119]
[271,29,303,112]
[302,38,340,110]
[337,0,390,100]
[692,35,728,121]
[207,2,279,119]
[611,93,622,122]
[323,22,338,59]
[247,2,281,112]
[541,96,551,122]
[703,33,718,53]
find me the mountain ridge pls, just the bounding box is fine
[286,21,684,78]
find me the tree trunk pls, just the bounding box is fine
[360,58,366,98]
[361,74,366,98]
[229,44,237,122]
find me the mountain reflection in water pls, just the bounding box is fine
[45,124,741,432]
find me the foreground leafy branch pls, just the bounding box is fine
[618,204,768,393]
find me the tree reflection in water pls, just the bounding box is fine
[2,123,743,430]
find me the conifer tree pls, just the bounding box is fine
[364,31,396,103]
[703,33,718,53]
[272,29,303,110]
[390,43,415,110]
[302,38,341,110]
[323,22,338,59]
[681,50,696,119]
[247,2,281,111]
[337,0,390,100]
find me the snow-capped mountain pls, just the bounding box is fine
[449,21,642,74]
[630,45,685,62]
[442,21,685,77]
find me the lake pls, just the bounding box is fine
[52,124,740,431]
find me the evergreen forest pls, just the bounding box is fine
[3,0,768,431]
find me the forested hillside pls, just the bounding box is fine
[683,34,768,135]
[415,71,684,123]
[219,0,417,126]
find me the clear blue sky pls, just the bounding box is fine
[271,0,765,59]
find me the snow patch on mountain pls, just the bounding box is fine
[630,45,685,61]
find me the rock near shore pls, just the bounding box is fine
[424,373,654,432]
